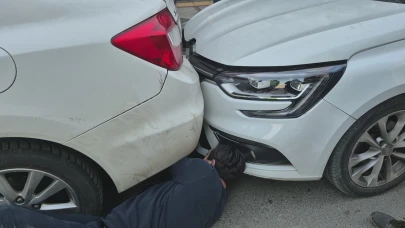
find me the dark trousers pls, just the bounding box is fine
[0,205,103,228]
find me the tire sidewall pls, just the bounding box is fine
[337,97,405,195]
[0,150,101,214]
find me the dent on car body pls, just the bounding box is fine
[66,61,204,192]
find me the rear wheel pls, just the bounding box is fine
[326,95,405,196]
[0,139,103,214]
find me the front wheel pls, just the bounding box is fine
[326,95,405,196]
[0,139,103,214]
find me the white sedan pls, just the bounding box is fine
[186,0,405,196]
[0,0,203,214]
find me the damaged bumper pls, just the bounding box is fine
[67,60,204,192]
[197,84,354,180]
[191,55,354,180]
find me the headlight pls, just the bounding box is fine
[214,64,346,118]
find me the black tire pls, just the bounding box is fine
[326,95,405,196]
[0,138,103,214]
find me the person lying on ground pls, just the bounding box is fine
[0,144,246,228]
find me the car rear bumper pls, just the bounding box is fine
[198,81,355,180]
[67,60,204,192]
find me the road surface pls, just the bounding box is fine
[213,175,405,228]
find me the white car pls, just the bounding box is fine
[186,0,405,196]
[0,0,203,214]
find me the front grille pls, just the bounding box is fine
[211,127,291,165]
[199,128,211,150]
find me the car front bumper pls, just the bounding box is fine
[197,81,355,180]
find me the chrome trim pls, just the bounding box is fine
[194,66,215,78]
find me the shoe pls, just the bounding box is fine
[371,212,405,228]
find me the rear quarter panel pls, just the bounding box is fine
[0,0,168,142]
[67,60,204,192]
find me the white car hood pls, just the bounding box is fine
[184,0,405,66]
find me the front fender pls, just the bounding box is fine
[325,39,405,119]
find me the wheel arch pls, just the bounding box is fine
[0,137,118,194]
[324,39,405,120]
[350,85,405,120]
[323,93,405,176]
[320,39,405,177]
[324,93,405,195]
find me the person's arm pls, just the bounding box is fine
[170,157,189,179]
[170,158,215,183]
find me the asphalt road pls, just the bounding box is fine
[212,175,405,228]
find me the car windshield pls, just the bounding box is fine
[375,0,405,3]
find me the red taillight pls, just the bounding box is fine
[111,9,183,71]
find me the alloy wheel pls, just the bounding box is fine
[349,111,405,187]
[0,169,80,212]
